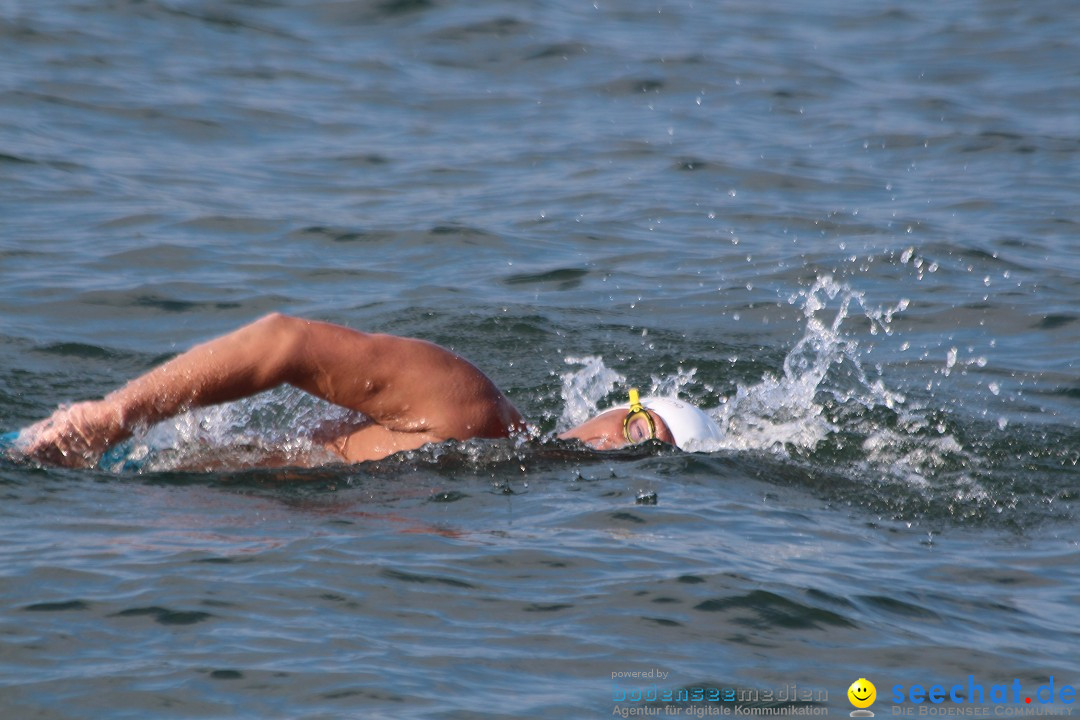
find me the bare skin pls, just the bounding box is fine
[557,408,673,449]
[21,313,527,467]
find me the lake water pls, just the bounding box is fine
[1,0,1078,717]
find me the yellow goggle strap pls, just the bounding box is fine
[622,387,657,443]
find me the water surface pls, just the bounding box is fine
[1,0,1078,717]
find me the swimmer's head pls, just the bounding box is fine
[558,389,723,451]
[631,395,724,451]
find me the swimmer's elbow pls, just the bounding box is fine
[248,313,311,384]
[255,311,299,331]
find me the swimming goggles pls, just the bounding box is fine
[622,388,657,444]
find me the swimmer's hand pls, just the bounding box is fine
[20,400,126,468]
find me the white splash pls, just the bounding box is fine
[557,274,967,486]
[713,275,907,454]
[556,355,626,430]
[103,386,350,472]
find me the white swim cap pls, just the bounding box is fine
[644,396,724,451]
[609,395,724,451]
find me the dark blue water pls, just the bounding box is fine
[1,0,1078,717]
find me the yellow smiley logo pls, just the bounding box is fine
[848,678,876,709]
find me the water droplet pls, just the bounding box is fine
[636,490,658,505]
[944,348,957,376]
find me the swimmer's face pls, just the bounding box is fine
[558,407,674,450]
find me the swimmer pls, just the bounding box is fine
[11,314,722,468]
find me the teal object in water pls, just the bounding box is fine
[0,431,146,471]
[97,441,147,472]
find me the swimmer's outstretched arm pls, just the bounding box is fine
[21,313,524,467]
